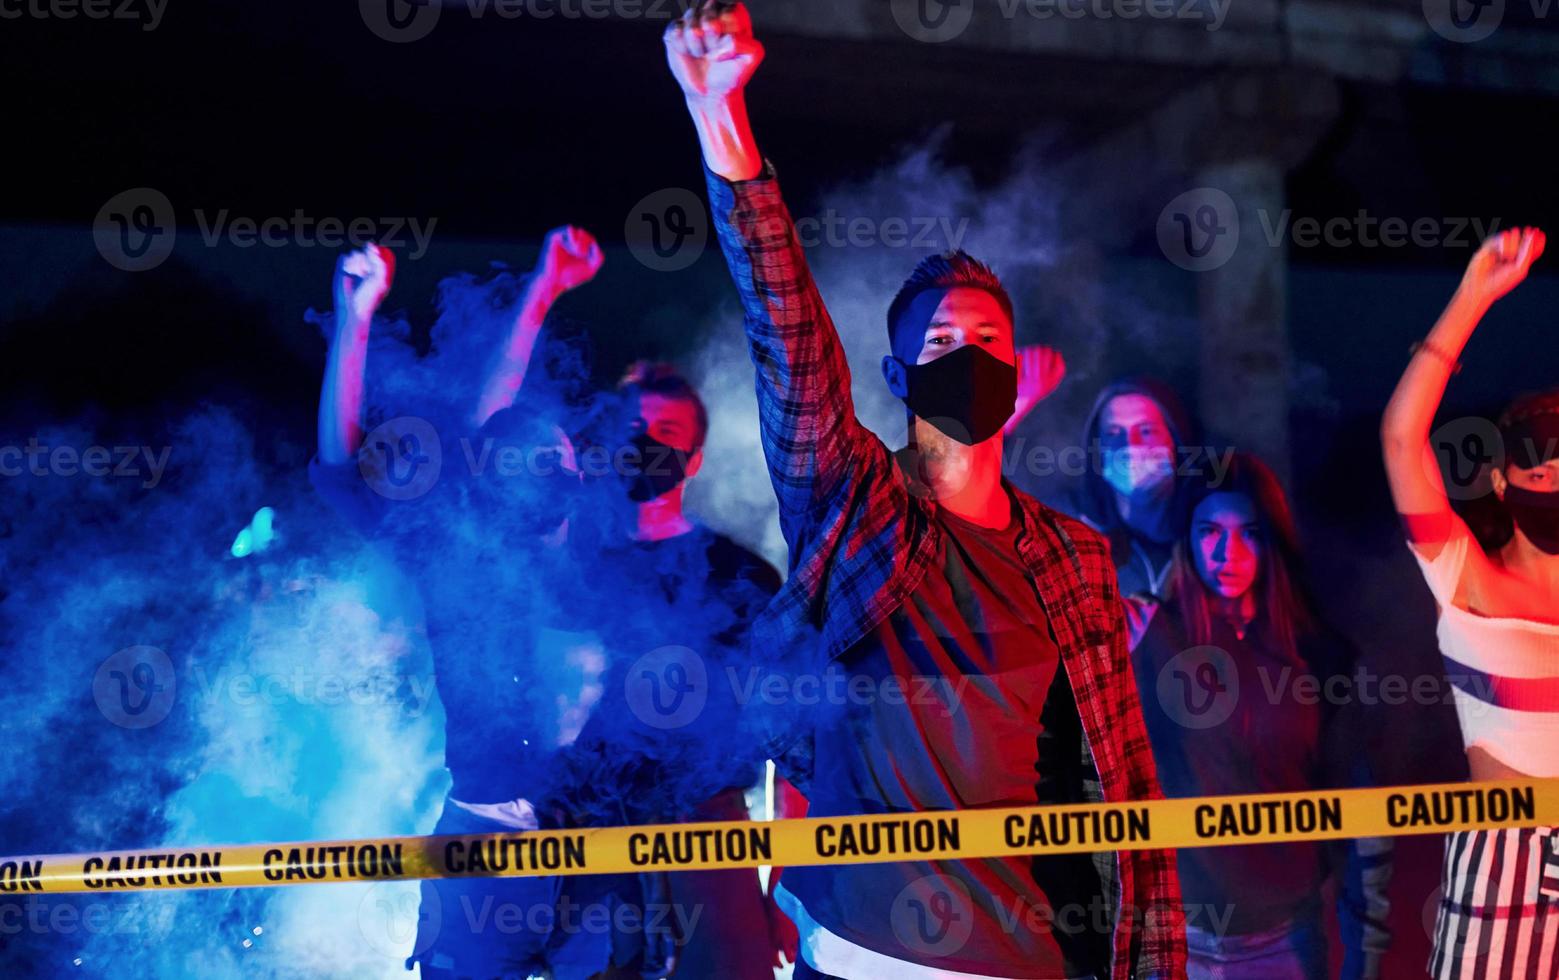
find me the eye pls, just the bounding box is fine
[927,335,952,346]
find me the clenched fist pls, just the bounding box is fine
[664,1,764,105]
[335,243,395,325]
[537,225,604,295]
[1459,226,1545,308]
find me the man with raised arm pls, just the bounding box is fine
[663,5,1185,979]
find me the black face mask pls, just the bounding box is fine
[622,432,690,503]
[1504,484,1559,555]
[898,345,1017,446]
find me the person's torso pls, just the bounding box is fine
[1130,605,1330,932]
[787,508,1104,977]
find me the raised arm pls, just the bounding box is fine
[666,2,882,524]
[318,244,394,464]
[1003,344,1066,438]
[665,1,763,182]
[1381,226,1544,555]
[472,225,603,428]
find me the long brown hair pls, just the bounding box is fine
[1172,453,1317,666]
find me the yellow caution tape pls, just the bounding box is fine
[3,779,1553,894]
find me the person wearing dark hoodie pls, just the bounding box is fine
[1075,379,1200,600]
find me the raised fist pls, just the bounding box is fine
[1015,345,1066,415]
[1460,225,1545,308]
[664,1,764,104]
[335,243,395,324]
[538,225,604,295]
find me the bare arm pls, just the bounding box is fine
[666,1,764,182]
[472,226,603,428]
[1380,226,1544,555]
[318,244,394,464]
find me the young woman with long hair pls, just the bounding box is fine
[1381,226,1559,978]
[1129,453,1394,979]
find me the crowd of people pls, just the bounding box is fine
[303,4,1559,978]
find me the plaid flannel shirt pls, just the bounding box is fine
[706,162,1187,980]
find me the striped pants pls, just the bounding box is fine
[1431,827,1559,979]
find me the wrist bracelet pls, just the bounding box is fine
[1410,339,1463,375]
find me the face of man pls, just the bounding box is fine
[1099,393,1176,496]
[637,393,702,457]
[902,287,1015,367]
[1191,491,1263,600]
[624,392,703,503]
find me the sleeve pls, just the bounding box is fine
[703,163,882,543]
[1338,834,1395,980]
[1098,559,1188,979]
[1318,634,1394,980]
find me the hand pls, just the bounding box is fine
[335,243,395,325]
[1004,345,1065,437]
[1014,345,1065,415]
[771,907,799,969]
[537,225,604,295]
[1459,225,1545,308]
[664,1,764,105]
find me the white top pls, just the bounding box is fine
[1410,535,1559,777]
